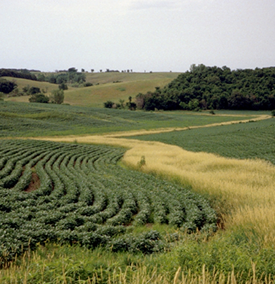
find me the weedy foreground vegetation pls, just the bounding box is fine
[0,97,275,283]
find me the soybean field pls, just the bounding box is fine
[0,101,257,137]
[0,139,216,265]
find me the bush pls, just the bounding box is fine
[104,101,114,108]
[272,109,275,117]
[84,82,93,87]
[58,83,68,90]
[29,87,41,95]
[0,79,17,94]
[51,89,64,104]
[29,93,49,103]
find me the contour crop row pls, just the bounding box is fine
[0,139,217,265]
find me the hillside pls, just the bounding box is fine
[136,65,275,111]
[2,77,58,95]
[4,72,180,107]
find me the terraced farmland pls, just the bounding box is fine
[0,139,216,265]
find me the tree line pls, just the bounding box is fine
[136,64,275,111]
[0,68,87,87]
[0,69,37,81]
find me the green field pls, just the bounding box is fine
[0,101,256,137]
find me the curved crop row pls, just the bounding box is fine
[0,139,217,265]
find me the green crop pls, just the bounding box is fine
[0,139,216,266]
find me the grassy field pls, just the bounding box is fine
[4,72,180,107]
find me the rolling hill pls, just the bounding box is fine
[4,72,180,107]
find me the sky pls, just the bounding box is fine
[1,0,275,72]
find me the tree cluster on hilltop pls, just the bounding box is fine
[136,64,275,111]
[36,67,86,86]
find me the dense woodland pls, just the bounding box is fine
[136,64,275,111]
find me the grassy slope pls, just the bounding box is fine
[2,77,58,95]
[63,72,180,107]
[4,72,180,107]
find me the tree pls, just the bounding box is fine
[0,79,17,94]
[118,99,125,109]
[22,85,30,94]
[29,87,41,95]
[36,73,46,81]
[51,89,64,104]
[59,83,68,90]
[29,93,49,103]
[104,101,114,108]
[68,67,77,73]
[126,96,137,110]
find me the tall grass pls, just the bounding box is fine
[1,243,273,284]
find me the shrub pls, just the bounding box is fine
[29,93,49,103]
[271,109,275,116]
[29,87,41,95]
[0,79,17,94]
[58,83,68,90]
[104,101,114,108]
[84,82,93,87]
[51,89,64,104]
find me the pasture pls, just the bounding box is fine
[4,72,180,107]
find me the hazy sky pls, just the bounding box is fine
[1,0,275,72]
